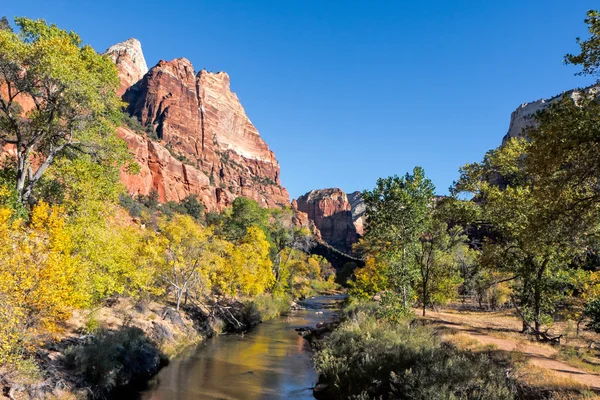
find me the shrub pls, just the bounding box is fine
[313,303,516,399]
[249,294,292,321]
[121,112,144,132]
[63,327,167,396]
[586,298,600,333]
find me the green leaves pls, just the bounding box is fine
[0,17,127,205]
[362,166,435,255]
[565,10,600,76]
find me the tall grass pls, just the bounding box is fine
[247,294,292,322]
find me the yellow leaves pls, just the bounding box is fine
[158,216,276,303]
[69,212,162,302]
[349,257,390,300]
[233,226,274,296]
[0,203,85,361]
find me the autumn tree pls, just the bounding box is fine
[227,226,274,296]
[159,214,219,310]
[0,202,86,361]
[0,17,128,205]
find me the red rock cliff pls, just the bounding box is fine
[108,39,289,210]
[296,188,362,254]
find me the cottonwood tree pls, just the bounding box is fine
[565,9,600,77]
[159,215,218,311]
[0,18,128,206]
[361,167,435,316]
[454,130,600,337]
[415,220,465,316]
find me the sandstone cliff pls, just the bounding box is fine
[502,85,598,145]
[295,188,363,254]
[105,39,148,97]
[348,191,365,236]
[108,39,289,210]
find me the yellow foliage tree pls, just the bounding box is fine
[159,214,219,310]
[233,226,274,297]
[0,203,85,362]
[349,257,390,300]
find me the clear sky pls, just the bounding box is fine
[2,1,598,198]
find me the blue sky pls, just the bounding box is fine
[3,1,598,198]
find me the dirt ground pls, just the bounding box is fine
[424,308,600,392]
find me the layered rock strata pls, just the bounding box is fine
[107,39,289,210]
[295,188,363,254]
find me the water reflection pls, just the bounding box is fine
[133,295,344,400]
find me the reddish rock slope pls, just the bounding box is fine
[107,39,289,210]
[296,188,362,254]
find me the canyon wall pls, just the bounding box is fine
[106,39,289,211]
[295,188,364,255]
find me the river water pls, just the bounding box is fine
[133,295,344,400]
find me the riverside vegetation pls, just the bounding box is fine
[0,18,336,398]
[310,10,600,400]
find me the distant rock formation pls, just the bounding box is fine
[108,39,289,211]
[502,85,598,145]
[295,188,364,254]
[347,191,365,236]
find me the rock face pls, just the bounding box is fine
[105,39,148,97]
[296,188,363,254]
[111,40,289,210]
[502,85,598,145]
[347,191,365,236]
[291,199,322,240]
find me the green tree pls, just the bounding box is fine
[454,136,599,336]
[415,219,465,316]
[223,197,268,241]
[565,9,600,76]
[361,167,435,316]
[180,194,204,221]
[0,18,128,205]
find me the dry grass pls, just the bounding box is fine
[67,297,204,358]
[428,305,600,396]
[514,364,587,391]
[426,305,600,376]
[555,346,600,375]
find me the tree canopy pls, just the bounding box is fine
[0,17,128,205]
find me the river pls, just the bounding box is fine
[131,295,344,400]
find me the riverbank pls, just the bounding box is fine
[305,301,600,400]
[0,294,297,399]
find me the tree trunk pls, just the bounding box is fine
[533,259,548,339]
[176,290,183,311]
[422,277,428,317]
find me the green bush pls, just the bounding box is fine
[313,304,516,399]
[64,327,167,397]
[249,294,292,321]
[121,112,144,132]
[586,298,600,333]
